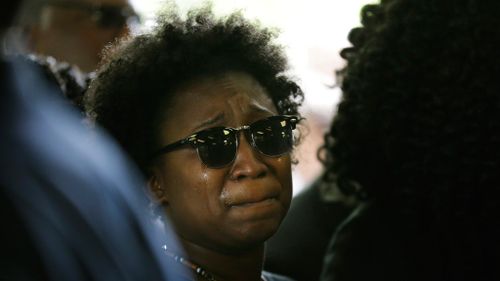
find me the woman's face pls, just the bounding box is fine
[151,71,293,253]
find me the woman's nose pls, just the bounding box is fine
[228,133,268,181]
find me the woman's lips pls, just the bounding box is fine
[229,196,278,208]
[227,196,283,222]
[223,185,284,221]
[223,184,281,208]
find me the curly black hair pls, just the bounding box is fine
[322,0,500,277]
[85,5,303,176]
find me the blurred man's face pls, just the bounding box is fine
[30,0,137,72]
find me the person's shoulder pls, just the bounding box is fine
[262,271,296,281]
[0,57,188,281]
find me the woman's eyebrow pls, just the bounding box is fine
[192,113,225,131]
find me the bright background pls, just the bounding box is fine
[129,0,377,195]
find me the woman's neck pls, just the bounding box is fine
[179,238,265,281]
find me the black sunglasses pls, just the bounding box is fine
[45,1,140,28]
[153,115,300,168]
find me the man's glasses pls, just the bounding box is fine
[45,1,140,28]
[153,115,300,168]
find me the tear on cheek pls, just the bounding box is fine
[220,188,233,206]
[192,163,209,193]
[202,165,209,186]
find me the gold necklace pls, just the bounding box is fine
[162,245,218,281]
[161,245,267,281]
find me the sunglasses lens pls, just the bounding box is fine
[250,117,294,156]
[95,8,126,28]
[196,128,237,168]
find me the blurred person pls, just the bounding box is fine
[86,5,304,281]
[320,0,500,280]
[10,0,138,72]
[0,1,188,280]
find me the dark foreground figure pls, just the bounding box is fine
[320,0,500,280]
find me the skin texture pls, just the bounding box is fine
[149,71,293,280]
[28,0,131,72]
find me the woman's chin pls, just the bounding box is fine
[221,217,284,253]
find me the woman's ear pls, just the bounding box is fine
[147,173,169,205]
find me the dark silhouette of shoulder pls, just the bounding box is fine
[0,58,187,281]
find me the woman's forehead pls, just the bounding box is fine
[165,72,276,117]
[157,72,277,140]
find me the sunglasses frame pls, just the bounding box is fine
[44,0,140,28]
[153,115,300,168]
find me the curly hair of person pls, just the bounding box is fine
[85,4,303,176]
[322,0,500,277]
